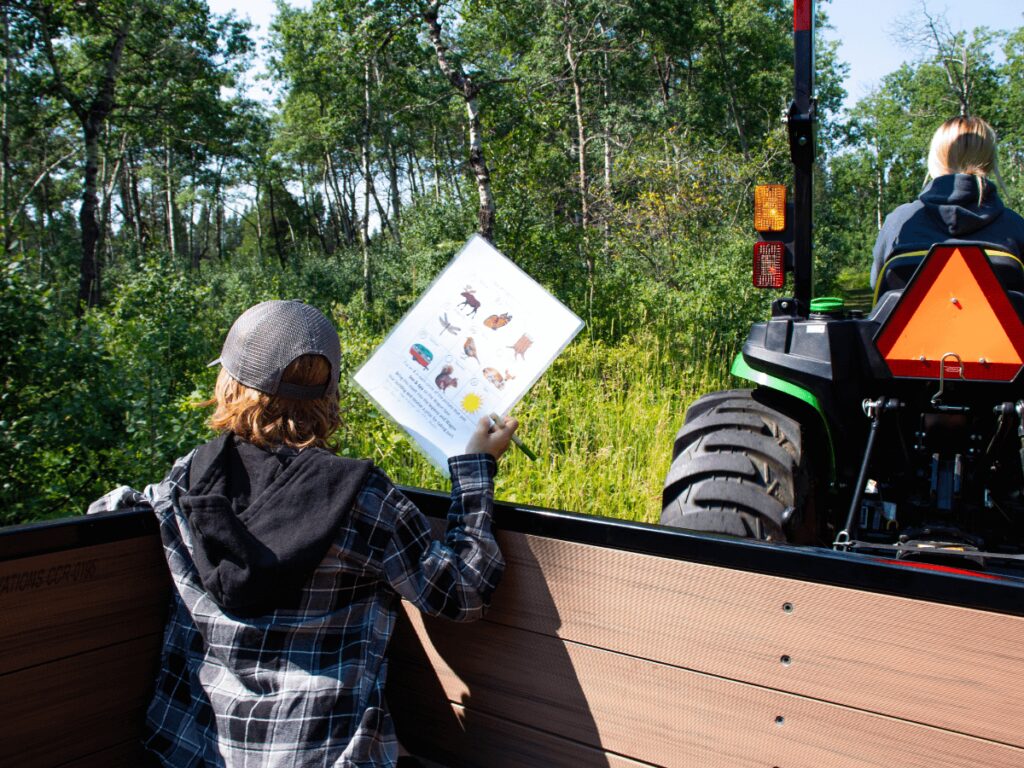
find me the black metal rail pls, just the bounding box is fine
[5,487,1021,616]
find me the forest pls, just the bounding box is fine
[2,0,1024,526]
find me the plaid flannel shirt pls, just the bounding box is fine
[90,451,503,767]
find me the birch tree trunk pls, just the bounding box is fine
[423,1,495,241]
[1,5,11,252]
[709,0,750,161]
[214,163,224,261]
[96,136,124,267]
[361,60,373,305]
[407,151,421,198]
[266,180,286,267]
[567,41,590,230]
[324,152,355,245]
[386,138,402,246]
[565,32,594,317]
[187,153,198,270]
[301,162,327,253]
[922,10,972,116]
[164,140,177,260]
[875,156,885,232]
[602,50,612,252]
[431,125,441,203]
[36,2,131,310]
[79,116,105,305]
[254,183,265,262]
[119,150,138,252]
[127,148,145,251]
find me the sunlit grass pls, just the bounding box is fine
[340,333,735,524]
[836,265,874,312]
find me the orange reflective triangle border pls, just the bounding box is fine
[874,245,1024,381]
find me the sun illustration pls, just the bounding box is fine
[461,392,483,414]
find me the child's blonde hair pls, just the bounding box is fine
[206,354,340,450]
[927,116,1001,203]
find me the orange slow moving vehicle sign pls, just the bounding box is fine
[875,244,1024,382]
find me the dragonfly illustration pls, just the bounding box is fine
[438,313,461,336]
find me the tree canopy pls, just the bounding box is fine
[3,0,1023,524]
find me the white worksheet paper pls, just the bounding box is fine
[353,235,584,472]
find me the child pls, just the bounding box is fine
[89,299,518,767]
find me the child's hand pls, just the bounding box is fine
[464,416,519,459]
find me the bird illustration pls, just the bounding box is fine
[463,336,480,363]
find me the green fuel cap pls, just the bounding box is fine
[810,296,844,314]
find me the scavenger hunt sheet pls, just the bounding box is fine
[353,235,584,472]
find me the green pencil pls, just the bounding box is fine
[489,412,537,461]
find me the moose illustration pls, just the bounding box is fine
[458,287,481,317]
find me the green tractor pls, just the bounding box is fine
[660,0,1024,575]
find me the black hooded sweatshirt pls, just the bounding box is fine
[181,433,372,617]
[870,174,1024,287]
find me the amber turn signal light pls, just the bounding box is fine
[754,184,786,233]
[753,241,786,288]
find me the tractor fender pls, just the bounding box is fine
[730,352,836,482]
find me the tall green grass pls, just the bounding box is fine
[337,332,735,524]
[1,246,740,526]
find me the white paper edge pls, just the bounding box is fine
[350,234,585,475]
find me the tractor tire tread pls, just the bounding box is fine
[661,389,810,543]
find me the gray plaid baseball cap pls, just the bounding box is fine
[209,300,341,400]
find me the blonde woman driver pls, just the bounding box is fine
[870,116,1024,289]
[88,299,518,768]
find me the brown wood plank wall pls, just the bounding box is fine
[3,523,1023,767]
[390,525,1024,767]
[0,536,169,768]
[390,690,657,768]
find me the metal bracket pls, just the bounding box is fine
[931,352,968,412]
[785,99,816,170]
[771,297,806,318]
[1015,400,1024,478]
[834,397,903,551]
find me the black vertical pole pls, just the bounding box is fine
[789,0,815,313]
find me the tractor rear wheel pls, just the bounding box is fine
[661,389,814,543]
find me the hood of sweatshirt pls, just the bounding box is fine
[920,174,1006,238]
[180,433,373,617]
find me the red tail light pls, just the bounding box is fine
[753,242,786,288]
